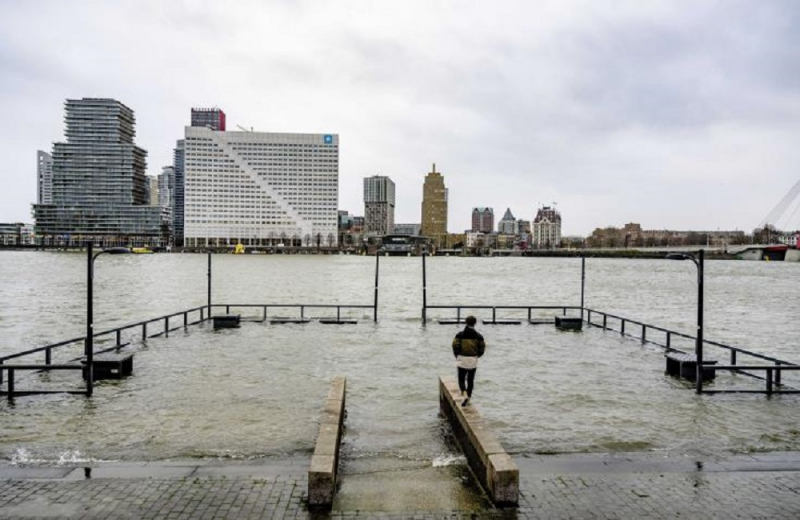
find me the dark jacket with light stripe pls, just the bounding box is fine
[452,326,486,358]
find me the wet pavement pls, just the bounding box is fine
[1,452,800,519]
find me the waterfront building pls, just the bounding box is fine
[420,163,448,249]
[172,140,185,246]
[0,223,23,245]
[497,208,517,234]
[363,175,395,236]
[183,127,339,248]
[532,205,562,249]
[394,223,421,236]
[517,219,531,234]
[587,223,748,248]
[158,166,174,211]
[191,108,226,131]
[471,207,494,233]
[37,151,53,205]
[32,98,168,247]
[148,176,159,206]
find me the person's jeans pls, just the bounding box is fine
[457,367,476,397]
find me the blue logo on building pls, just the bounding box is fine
[324,135,333,144]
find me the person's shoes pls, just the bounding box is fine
[461,390,466,398]
[462,397,470,406]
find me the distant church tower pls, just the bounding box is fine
[420,163,448,249]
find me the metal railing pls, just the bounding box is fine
[209,303,377,323]
[0,305,208,399]
[424,305,582,324]
[584,307,800,394]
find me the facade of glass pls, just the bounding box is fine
[37,150,53,204]
[363,175,395,236]
[183,127,339,248]
[190,108,226,131]
[32,98,168,246]
[172,140,185,246]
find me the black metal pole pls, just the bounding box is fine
[373,251,379,322]
[422,252,427,324]
[580,256,586,319]
[207,252,212,319]
[86,241,94,397]
[696,249,704,394]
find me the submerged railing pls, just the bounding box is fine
[1,250,381,400]
[584,307,800,395]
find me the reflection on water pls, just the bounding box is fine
[0,252,799,466]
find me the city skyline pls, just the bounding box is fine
[2,2,800,235]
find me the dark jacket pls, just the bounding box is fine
[452,326,486,358]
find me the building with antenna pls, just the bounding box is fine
[420,163,448,248]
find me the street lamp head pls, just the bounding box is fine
[104,247,131,255]
[665,253,692,261]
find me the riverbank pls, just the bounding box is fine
[2,451,799,518]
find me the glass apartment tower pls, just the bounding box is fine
[363,175,395,236]
[183,127,339,248]
[37,150,53,204]
[33,98,167,246]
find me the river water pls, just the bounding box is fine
[1,252,799,467]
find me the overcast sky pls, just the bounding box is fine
[2,1,799,235]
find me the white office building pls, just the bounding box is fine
[183,127,339,248]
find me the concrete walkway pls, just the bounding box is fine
[1,452,800,519]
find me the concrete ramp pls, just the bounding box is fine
[439,376,519,506]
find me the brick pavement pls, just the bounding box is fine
[1,454,799,519]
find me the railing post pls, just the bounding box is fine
[580,255,585,314]
[337,306,341,322]
[164,317,169,338]
[7,369,14,400]
[527,308,531,322]
[226,305,230,314]
[775,362,782,387]
[421,252,427,324]
[621,319,626,336]
[143,322,147,339]
[207,252,212,318]
[116,329,122,347]
[200,308,204,321]
[301,305,305,319]
[492,307,496,323]
[587,310,592,326]
[602,314,607,330]
[374,251,380,323]
[263,306,267,321]
[666,331,671,349]
[46,347,52,367]
[184,312,188,329]
[641,324,647,344]
[766,368,774,395]
[456,307,461,324]
[730,350,737,366]
[0,361,3,385]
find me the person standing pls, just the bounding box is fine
[452,315,486,406]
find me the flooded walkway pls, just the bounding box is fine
[2,451,800,518]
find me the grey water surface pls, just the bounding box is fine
[1,252,799,467]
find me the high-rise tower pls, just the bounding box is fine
[191,108,226,131]
[471,207,494,233]
[363,175,395,235]
[420,163,448,248]
[37,150,53,205]
[32,98,167,246]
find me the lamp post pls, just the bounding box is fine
[86,241,130,397]
[666,249,704,393]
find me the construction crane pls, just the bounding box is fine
[236,125,254,132]
[757,178,800,231]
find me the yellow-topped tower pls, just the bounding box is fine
[420,163,448,249]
